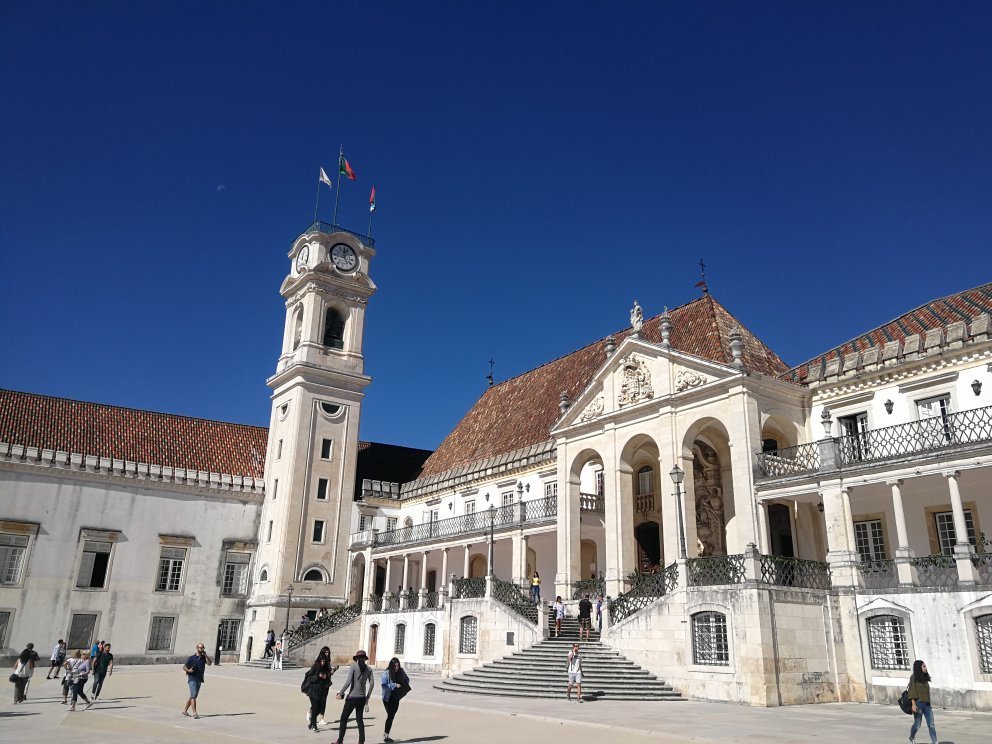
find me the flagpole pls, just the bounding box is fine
[332,144,343,226]
[313,170,322,226]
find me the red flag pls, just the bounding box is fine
[369,185,376,212]
[339,154,357,181]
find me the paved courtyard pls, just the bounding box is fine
[2,664,989,743]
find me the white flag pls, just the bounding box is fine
[319,167,333,188]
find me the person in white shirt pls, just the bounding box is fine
[567,644,584,703]
[552,596,565,637]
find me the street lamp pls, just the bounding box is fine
[284,584,294,634]
[670,465,687,559]
[488,504,496,577]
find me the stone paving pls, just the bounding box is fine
[2,664,990,743]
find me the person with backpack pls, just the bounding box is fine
[380,656,410,743]
[304,656,333,732]
[908,659,937,744]
[332,649,374,744]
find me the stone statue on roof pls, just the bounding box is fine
[630,300,643,334]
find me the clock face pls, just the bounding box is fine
[330,243,358,272]
[295,245,310,272]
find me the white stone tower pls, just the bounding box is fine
[245,226,376,649]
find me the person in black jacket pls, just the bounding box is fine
[306,656,333,732]
[380,657,410,743]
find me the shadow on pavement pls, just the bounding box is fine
[198,712,257,718]
[0,711,40,718]
[402,737,448,742]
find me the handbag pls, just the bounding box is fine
[8,673,18,684]
[898,690,913,715]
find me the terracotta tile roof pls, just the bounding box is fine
[354,441,433,500]
[417,295,788,478]
[785,282,992,384]
[0,389,268,478]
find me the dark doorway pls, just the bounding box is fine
[427,569,437,593]
[374,565,386,596]
[768,504,795,558]
[635,521,661,572]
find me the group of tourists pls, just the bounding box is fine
[9,638,113,711]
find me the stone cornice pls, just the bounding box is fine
[0,441,265,503]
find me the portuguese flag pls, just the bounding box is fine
[339,154,357,181]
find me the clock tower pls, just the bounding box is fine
[246,225,376,645]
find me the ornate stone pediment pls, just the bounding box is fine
[616,354,653,407]
[580,396,604,421]
[674,367,707,392]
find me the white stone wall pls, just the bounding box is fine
[441,598,543,676]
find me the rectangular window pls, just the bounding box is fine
[394,623,406,655]
[320,438,333,460]
[838,412,870,460]
[866,615,910,670]
[853,520,887,562]
[544,481,558,499]
[316,478,329,500]
[147,616,176,652]
[267,521,273,543]
[156,547,186,592]
[76,540,112,589]
[67,613,97,649]
[934,509,976,556]
[222,551,251,596]
[386,517,397,532]
[218,619,241,651]
[638,468,654,496]
[359,514,372,531]
[272,479,279,500]
[459,615,478,654]
[691,611,730,666]
[0,610,11,647]
[277,439,283,459]
[501,491,514,507]
[465,500,476,514]
[595,470,605,497]
[0,534,29,585]
[313,520,325,543]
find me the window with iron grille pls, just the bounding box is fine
[866,615,910,670]
[0,534,29,585]
[156,547,186,592]
[977,615,992,674]
[222,551,251,596]
[147,616,176,651]
[423,622,436,657]
[544,481,557,499]
[854,520,886,561]
[394,623,406,655]
[218,619,241,651]
[691,612,729,666]
[934,510,976,556]
[68,613,97,649]
[76,540,112,589]
[0,610,10,647]
[459,615,478,654]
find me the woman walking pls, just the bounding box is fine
[332,649,374,744]
[11,645,34,703]
[305,656,333,732]
[67,650,93,711]
[908,659,937,744]
[380,657,410,743]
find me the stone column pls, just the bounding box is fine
[756,501,770,555]
[556,456,582,599]
[440,547,449,607]
[419,550,429,606]
[511,532,524,588]
[888,479,919,586]
[946,471,977,584]
[401,554,410,607]
[362,556,375,612]
[463,544,471,578]
[383,556,393,602]
[819,485,861,587]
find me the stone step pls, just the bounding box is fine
[436,678,683,701]
[241,659,303,670]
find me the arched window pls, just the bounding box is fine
[459,616,478,654]
[691,611,729,666]
[259,568,268,582]
[323,308,345,349]
[423,622,436,657]
[866,615,910,670]
[394,623,406,655]
[976,615,992,674]
[303,568,324,582]
[292,307,304,350]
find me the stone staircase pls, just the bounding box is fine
[434,615,683,702]
[241,657,303,670]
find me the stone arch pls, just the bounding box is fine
[760,411,802,451]
[301,564,328,582]
[257,564,270,583]
[619,433,663,572]
[568,447,604,495]
[681,417,734,557]
[469,554,487,578]
[291,305,304,350]
[322,304,346,349]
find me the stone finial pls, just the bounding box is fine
[630,300,643,337]
[605,335,616,357]
[729,325,744,368]
[660,306,672,348]
[559,390,570,415]
[820,408,833,438]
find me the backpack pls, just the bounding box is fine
[898,689,913,715]
[300,670,312,694]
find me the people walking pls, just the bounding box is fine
[908,659,937,744]
[332,649,374,744]
[61,650,82,704]
[68,650,93,710]
[595,594,604,631]
[530,571,541,603]
[271,640,283,670]
[182,641,212,718]
[552,596,565,637]
[11,644,35,704]
[263,628,276,658]
[19,642,39,699]
[380,656,410,743]
[47,639,66,679]
[305,656,333,732]
[307,646,336,726]
[91,642,114,698]
[578,594,593,641]
[566,644,584,703]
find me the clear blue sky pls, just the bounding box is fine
[1,2,990,451]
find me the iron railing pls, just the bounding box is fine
[368,595,383,612]
[422,591,441,609]
[758,555,831,590]
[972,553,992,584]
[283,602,362,651]
[492,577,539,624]
[913,554,958,588]
[450,577,486,599]
[303,220,376,248]
[522,494,558,521]
[571,577,606,599]
[608,562,678,625]
[860,559,900,590]
[754,442,821,478]
[687,554,746,587]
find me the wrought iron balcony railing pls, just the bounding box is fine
[571,577,606,599]
[686,554,746,587]
[859,558,900,590]
[608,563,678,624]
[284,602,362,651]
[755,442,820,478]
[491,577,539,624]
[758,555,831,589]
[352,495,558,551]
[303,220,376,248]
[913,554,958,588]
[450,577,486,599]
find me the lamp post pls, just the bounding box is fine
[284,584,294,635]
[670,465,687,559]
[488,504,496,577]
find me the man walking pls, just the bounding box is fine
[91,642,114,698]
[566,644,584,703]
[333,649,374,744]
[263,628,276,658]
[578,594,593,641]
[21,642,39,700]
[595,594,604,631]
[47,639,66,679]
[182,642,212,719]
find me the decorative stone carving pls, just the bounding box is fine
[674,368,706,392]
[616,354,653,407]
[693,441,725,556]
[580,396,604,421]
[630,300,643,334]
